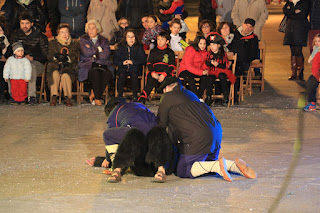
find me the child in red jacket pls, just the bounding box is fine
[205,33,236,106]
[179,35,209,99]
[304,51,320,111]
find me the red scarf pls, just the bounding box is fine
[211,0,218,9]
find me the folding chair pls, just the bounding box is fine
[245,40,266,96]
[36,63,47,103]
[58,79,80,104]
[78,81,109,104]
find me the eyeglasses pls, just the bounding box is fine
[126,36,135,39]
[202,25,210,29]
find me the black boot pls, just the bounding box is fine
[288,56,297,80]
[296,56,304,81]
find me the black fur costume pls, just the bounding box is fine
[112,126,175,177]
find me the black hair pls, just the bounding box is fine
[157,31,170,41]
[120,28,141,46]
[190,35,206,52]
[19,13,33,23]
[104,97,126,117]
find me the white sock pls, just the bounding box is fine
[225,159,243,175]
[190,160,223,177]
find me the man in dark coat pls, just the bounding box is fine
[117,0,154,29]
[11,0,47,32]
[9,12,48,104]
[87,98,175,183]
[157,77,257,181]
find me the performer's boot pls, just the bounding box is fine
[190,157,233,182]
[296,56,304,81]
[288,56,297,80]
[225,158,257,179]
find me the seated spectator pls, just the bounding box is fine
[47,23,79,107]
[169,19,188,51]
[3,42,31,105]
[117,0,153,30]
[114,29,146,101]
[10,13,48,105]
[0,0,14,32]
[0,20,10,103]
[138,15,149,42]
[12,0,46,32]
[178,35,209,100]
[230,18,259,102]
[205,33,236,106]
[138,31,175,103]
[87,0,118,41]
[217,22,236,55]
[79,20,114,106]
[110,17,130,46]
[198,19,216,39]
[141,15,163,50]
[58,0,90,38]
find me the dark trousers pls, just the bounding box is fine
[210,73,230,100]
[113,127,175,176]
[143,72,164,97]
[180,70,210,98]
[88,68,113,100]
[307,75,319,103]
[0,62,7,97]
[117,71,139,98]
[290,45,303,57]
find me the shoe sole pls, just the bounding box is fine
[219,157,233,182]
[235,158,257,179]
[303,108,316,111]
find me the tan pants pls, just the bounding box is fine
[50,70,72,98]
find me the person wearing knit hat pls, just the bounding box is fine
[3,41,32,104]
[205,33,236,106]
[12,42,24,55]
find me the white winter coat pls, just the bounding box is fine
[3,56,32,80]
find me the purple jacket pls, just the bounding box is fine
[103,102,158,146]
[78,34,113,82]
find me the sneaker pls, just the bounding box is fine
[28,96,37,105]
[303,102,316,111]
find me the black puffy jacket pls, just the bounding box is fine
[117,0,154,29]
[9,26,48,64]
[12,0,47,32]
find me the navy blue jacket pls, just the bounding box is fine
[103,102,158,146]
[114,43,146,75]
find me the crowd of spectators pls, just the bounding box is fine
[6,0,312,109]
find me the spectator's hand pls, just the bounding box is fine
[123,60,129,65]
[0,55,6,62]
[151,72,159,80]
[174,14,182,19]
[212,60,219,67]
[295,9,301,13]
[127,60,133,65]
[25,80,29,82]
[159,9,164,14]
[158,74,165,82]
[4,78,8,82]
[308,58,312,64]
[203,70,208,75]
[85,44,90,48]
[26,55,33,61]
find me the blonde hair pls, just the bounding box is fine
[312,34,320,47]
[117,17,130,26]
[85,19,102,34]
